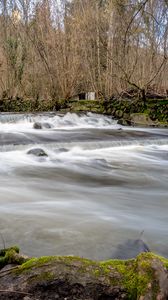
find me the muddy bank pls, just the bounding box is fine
[0,247,168,299]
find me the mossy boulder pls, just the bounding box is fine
[0,246,28,269]
[0,247,168,299]
[130,113,156,126]
[102,98,168,127]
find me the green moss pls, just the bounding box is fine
[0,246,19,256]
[100,253,166,299]
[136,253,160,299]
[140,252,168,270]
[17,256,60,273]
[100,259,137,299]
[72,100,99,105]
[0,246,20,268]
[16,255,96,274]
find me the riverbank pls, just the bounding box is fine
[0,246,168,299]
[0,97,168,127]
[66,98,168,127]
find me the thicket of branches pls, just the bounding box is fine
[0,0,168,100]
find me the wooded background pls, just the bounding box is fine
[0,0,168,100]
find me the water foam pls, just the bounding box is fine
[0,112,119,132]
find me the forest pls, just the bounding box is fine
[0,0,168,102]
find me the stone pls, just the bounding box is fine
[117,110,123,118]
[43,122,52,129]
[33,122,52,129]
[130,113,156,126]
[33,122,42,129]
[118,118,130,126]
[27,148,48,157]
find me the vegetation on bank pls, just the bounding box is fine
[1,97,167,127]
[103,98,168,126]
[0,246,168,299]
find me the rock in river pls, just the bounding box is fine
[33,122,52,129]
[27,148,48,157]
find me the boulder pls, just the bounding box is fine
[43,122,52,129]
[33,122,52,129]
[130,113,156,126]
[27,148,48,157]
[33,122,42,129]
[118,118,130,126]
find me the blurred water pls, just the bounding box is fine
[0,112,168,259]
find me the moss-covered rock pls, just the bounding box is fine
[0,247,168,299]
[102,98,168,127]
[0,246,28,269]
[130,113,156,126]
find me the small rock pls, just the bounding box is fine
[57,148,69,153]
[33,122,42,129]
[33,122,52,129]
[27,148,48,157]
[112,239,150,259]
[118,118,130,126]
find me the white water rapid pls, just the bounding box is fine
[0,112,168,259]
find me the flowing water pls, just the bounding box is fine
[0,112,168,260]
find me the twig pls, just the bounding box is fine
[124,0,149,49]
[0,266,20,277]
[0,290,32,296]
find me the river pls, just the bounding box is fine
[0,112,168,260]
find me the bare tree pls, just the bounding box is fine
[0,0,167,101]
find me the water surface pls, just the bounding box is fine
[0,112,168,259]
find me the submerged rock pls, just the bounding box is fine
[33,122,52,129]
[112,238,150,259]
[55,147,69,153]
[27,148,48,157]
